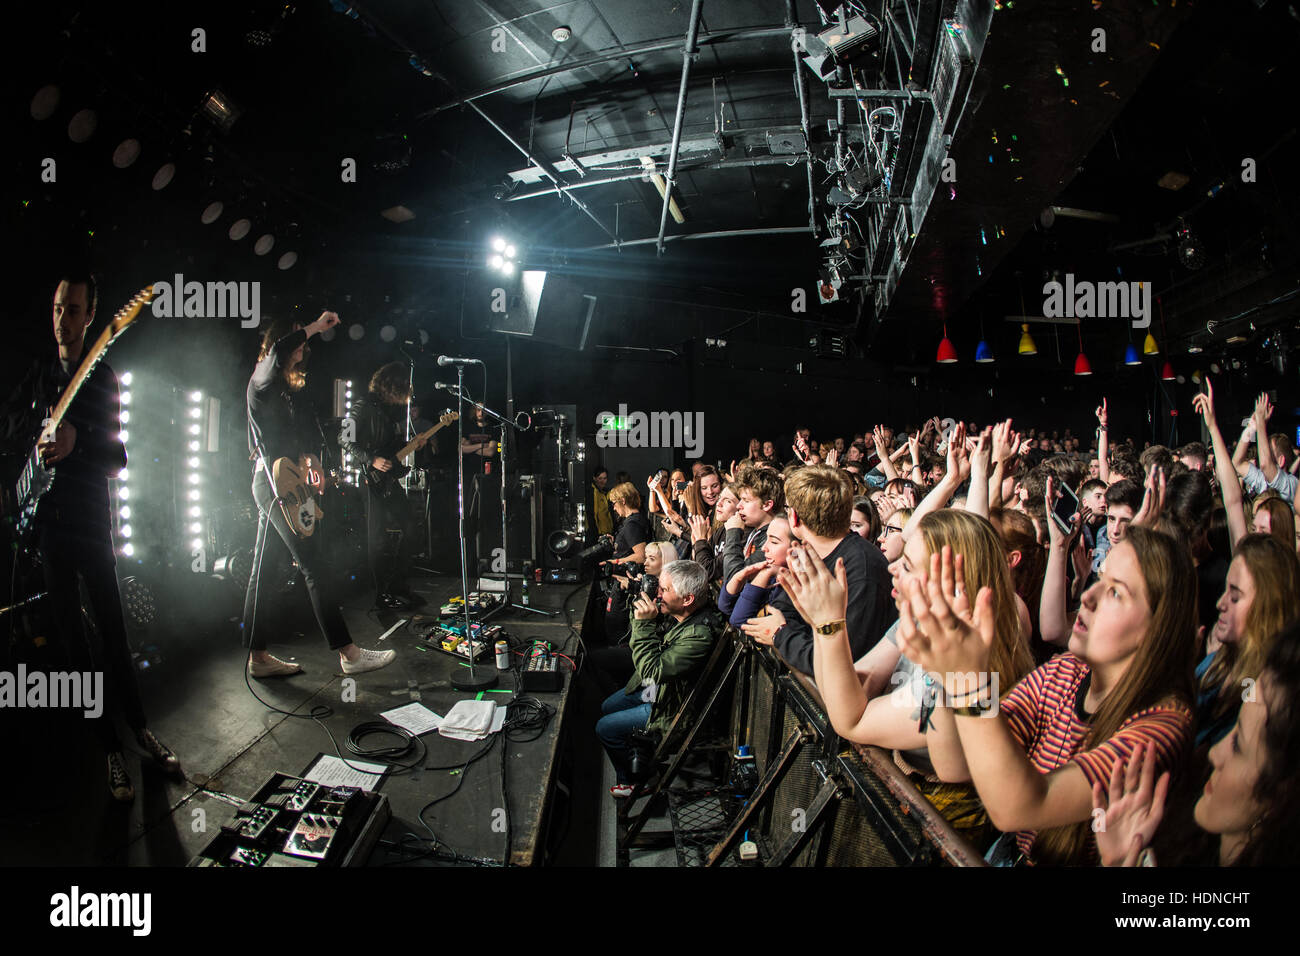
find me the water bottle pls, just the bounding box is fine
[522,576,530,606]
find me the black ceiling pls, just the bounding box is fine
[6,0,1300,375]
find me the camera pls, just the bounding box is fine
[630,572,659,601]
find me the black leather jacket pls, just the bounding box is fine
[340,395,405,469]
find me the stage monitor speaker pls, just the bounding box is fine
[490,271,596,351]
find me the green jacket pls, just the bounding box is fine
[624,606,724,738]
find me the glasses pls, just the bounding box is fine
[884,525,904,535]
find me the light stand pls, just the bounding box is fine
[446,362,495,692]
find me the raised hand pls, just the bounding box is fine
[777,545,848,632]
[946,422,970,483]
[872,425,891,457]
[1192,377,1216,427]
[1254,391,1274,426]
[895,547,996,695]
[688,513,710,543]
[1095,397,1108,429]
[1092,741,1169,867]
[1132,465,1167,529]
[970,426,993,474]
[824,447,840,468]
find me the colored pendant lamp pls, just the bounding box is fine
[1018,323,1037,355]
[1124,343,1141,366]
[1161,361,1176,381]
[1074,352,1093,376]
[975,339,994,363]
[936,325,958,363]
[1143,332,1159,355]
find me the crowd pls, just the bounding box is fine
[585,381,1300,865]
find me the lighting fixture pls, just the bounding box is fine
[1124,344,1141,366]
[936,327,958,364]
[1018,324,1037,355]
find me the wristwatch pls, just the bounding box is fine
[813,619,845,636]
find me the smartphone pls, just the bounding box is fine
[1051,482,1080,534]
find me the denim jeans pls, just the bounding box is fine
[595,688,652,784]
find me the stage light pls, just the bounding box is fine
[121,525,133,539]
[229,218,251,241]
[121,391,132,404]
[189,441,200,452]
[191,537,203,550]
[189,407,201,418]
[188,490,200,501]
[68,109,98,143]
[201,201,224,224]
[119,410,130,424]
[189,506,201,518]
[190,522,202,534]
[31,84,60,121]
[190,391,203,402]
[189,424,200,435]
[492,237,506,252]
[119,429,130,443]
[122,543,135,557]
[151,162,176,191]
[188,473,200,484]
[278,251,298,270]
[119,487,131,500]
[121,371,133,386]
[505,244,517,259]
[112,139,141,169]
[489,254,504,270]
[118,468,129,481]
[502,261,514,275]
[120,506,131,520]
[254,234,275,256]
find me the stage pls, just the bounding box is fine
[0,573,602,867]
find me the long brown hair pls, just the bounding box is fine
[1255,497,1297,553]
[1033,527,1197,864]
[917,511,1035,694]
[1202,534,1300,725]
[257,317,306,391]
[683,464,720,518]
[989,507,1046,649]
[369,361,413,404]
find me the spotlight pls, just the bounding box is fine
[121,525,133,539]
[277,251,298,270]
[119,429,130,443]
[121,391,132,404]
[151,162,176,191]
[118,487,131,500]
[489,254,504,270]
[188,474,200,484]
[119,411,130,424]
[199,88,242,134]
[122,543,135,558]
[189,424,201,435]
[190,391,203,402]
[120,506,131,520]
[492,237,506,252]
[189,441,201,452]
[502,261,514,275]
[121,371,133,386]
[118,468,129,481]
[254,234,275,255]
[190,522,202,534]
[30,84,60,121]
[188,490,200,501]
[112,139,141,169]
[188,457,200,468]
[68,109,98,143]
[191,537,203,551]
[504,244,517,259]
[189,407,201,418]
[229,218,251,241]
[189,506,201,518]
[201,201,225,224]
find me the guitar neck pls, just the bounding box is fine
[394,420,450,462]
[49,325,115,430]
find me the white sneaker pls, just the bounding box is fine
[340,647,396,674]
[249,655,302,678]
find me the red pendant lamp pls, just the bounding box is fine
[936,324,958,364]
[1073,316,1091,375]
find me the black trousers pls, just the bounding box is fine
[37,519,145,751]
[365,482,411,598]
[242,469,351,651]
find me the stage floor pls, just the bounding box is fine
[0,573,596,867]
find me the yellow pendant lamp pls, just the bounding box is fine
[1018,323,1038,355]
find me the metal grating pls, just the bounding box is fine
[666,788,739,867]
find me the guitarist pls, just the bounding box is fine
[1,274,179,803]
[339,361,427,609]
[244,314,395,677]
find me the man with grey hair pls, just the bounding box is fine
[595,559,723,797]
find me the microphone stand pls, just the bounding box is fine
[444,383,553,621]
[399,344,437,578]
[445,366,495,692]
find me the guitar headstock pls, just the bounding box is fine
[440,411,460,426]
[110,286,155,335]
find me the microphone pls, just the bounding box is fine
[434,381,454,391]
[437,355,483,366]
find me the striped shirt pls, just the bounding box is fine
[998,654,1192,863]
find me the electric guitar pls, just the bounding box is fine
[363,411,459,496]
[11,286,154,542]
[271,453,327,538]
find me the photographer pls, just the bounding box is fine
[599,482,649,644]
[595,560,724,798]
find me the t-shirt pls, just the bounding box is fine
[1194,651,1236,749]
[882,620,935,772]
[1243,462,1297,503]
[997,654,1192,863]
[1196,554,1230,635]
[613,511,650,561]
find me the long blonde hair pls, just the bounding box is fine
[1202,534,1300,723]
[917,511,1035,696]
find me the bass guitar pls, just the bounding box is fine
[11,286,154,542]
[363,410,459,496]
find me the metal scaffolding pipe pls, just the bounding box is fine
[787,0,818,235]
[586,225,814,251]
[466,101,619,242]
[657,0,706,255]
[506,153,809,202]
